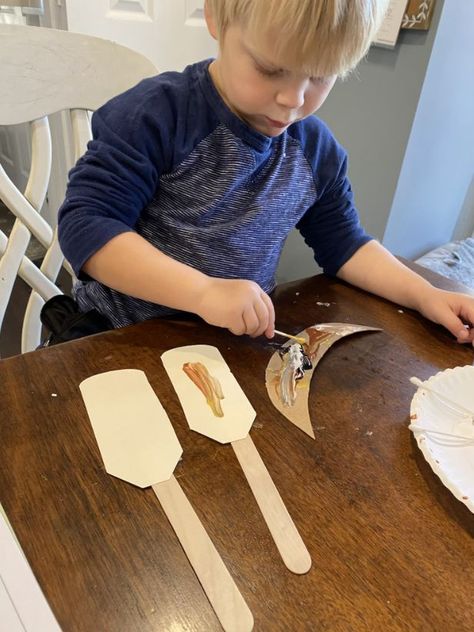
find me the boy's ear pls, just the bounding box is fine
[204,1,218,40]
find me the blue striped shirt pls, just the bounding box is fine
[58,60,371,327]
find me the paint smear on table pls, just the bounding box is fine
[183,362,224,417]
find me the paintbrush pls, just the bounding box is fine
[274,329,306,345]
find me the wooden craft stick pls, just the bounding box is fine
[274,329,306,345]
[231,435,311,575]
[153,476,254,632]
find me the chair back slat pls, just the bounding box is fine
[71,109,93,162]
[22,232,66,353]
[22,292,47,353]
[25,117,52,212]
[0,116,60,353]
[0,231,58,296]
[0,221,31,331]
[0,167,53,248]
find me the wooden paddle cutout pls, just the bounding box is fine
[161,345,311,575]
[266,323,381,438]
[79,369,253,632]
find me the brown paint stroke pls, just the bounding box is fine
[182,362,224,417]
[304,328,331,360]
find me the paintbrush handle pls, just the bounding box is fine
[274,329,306,344]
[231,435,311,575]
[152,475,253,632]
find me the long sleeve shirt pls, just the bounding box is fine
[58,59,371,327]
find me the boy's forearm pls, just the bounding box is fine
[82,232,210,312]
[337,240,433,310]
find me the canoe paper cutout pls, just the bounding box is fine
[265,323,381,438]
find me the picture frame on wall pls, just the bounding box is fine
[401,0,436,30]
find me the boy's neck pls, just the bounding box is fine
[208,59,248,126]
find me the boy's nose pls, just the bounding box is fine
[275,80,307,110]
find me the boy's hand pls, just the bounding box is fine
[195,278,275,338]
[416,286,474,344]
[337,241,474,346]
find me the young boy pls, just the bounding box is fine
[58,0,474,344]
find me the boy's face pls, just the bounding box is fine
[207,19,337,137]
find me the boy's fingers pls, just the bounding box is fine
[460,302,474,329]
[456,326,472,343]
[259,291,275,336]
[243,306,262,337]
[229,315,246,336]
[441,311,471,342]
[244,299,268,338]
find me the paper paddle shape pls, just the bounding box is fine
[162,345,311,575]
[266,323,381,438]
[80,369,253,632]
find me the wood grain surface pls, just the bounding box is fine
[0,271,473,631]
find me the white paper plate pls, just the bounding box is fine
[410,365,474,513]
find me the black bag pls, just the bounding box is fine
[40,295,113,347]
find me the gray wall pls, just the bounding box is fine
[452,176,474,242]
[278,0,465,282]
[383,0,474,258]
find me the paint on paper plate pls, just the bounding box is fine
[266,323,381,438]
[183,361,224,417]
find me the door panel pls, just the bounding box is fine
[65,0,216,72]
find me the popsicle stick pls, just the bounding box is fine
[231,435,312,574]
[153,475,254,632]
[274,329,306,345]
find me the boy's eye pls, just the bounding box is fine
[255,64,283,78]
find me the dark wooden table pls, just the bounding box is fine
[1,271,473,631]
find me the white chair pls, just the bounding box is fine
[0,24,157,355]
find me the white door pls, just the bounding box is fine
[65,0,217,72]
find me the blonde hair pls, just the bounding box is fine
[205,0,389,77]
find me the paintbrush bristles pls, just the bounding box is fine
[274,329,306,345]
